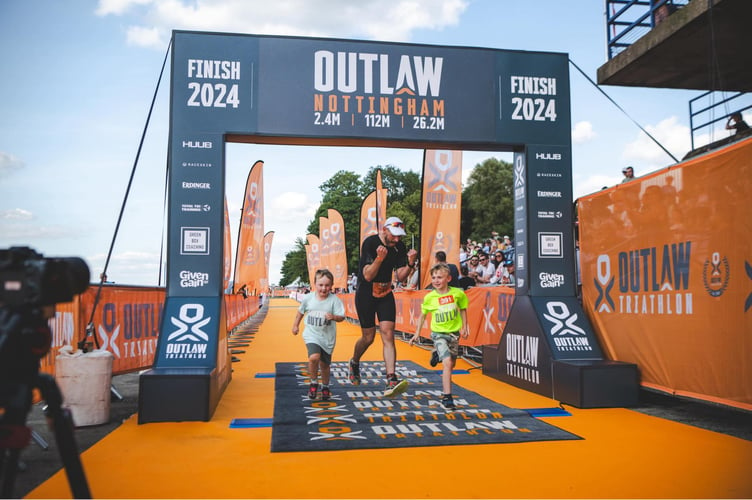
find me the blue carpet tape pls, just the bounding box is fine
[230,418,274,428]
[254,372,276,378]
[522,407,572,417]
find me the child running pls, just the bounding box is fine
[410,263,470,410]
[291,269,345,401]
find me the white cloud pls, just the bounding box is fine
[87,250,163,286]
[0,152,25,177]
[126,25,164,48]
[98,0,468,46]
[96,0,154,16]
[0,208,33,220]
[622,116,689,167]
[269,192,318,222]
[572,121,595,144]
[573,174,618,199]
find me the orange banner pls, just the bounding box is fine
[327,209,349,289]
[360,191,378,246]
[223,196,232,293]
[305,234,321,286]
[319,215,332,275]
[263,231,274,290]
[40,286,261,378]
[338,286,515,347]
[376,169,386,231]
[578,137,752,410]
[420,150,463,288]
[234,161,265,294]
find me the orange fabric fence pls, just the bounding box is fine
[577,137,752,410]
[40,287,260,377]
[337,286,515,347]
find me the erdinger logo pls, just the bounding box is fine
[702,252,729,297]
[594,254,616,312]
[166,303,210,359]
[542,301,592,352]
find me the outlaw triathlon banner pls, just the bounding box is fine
[376,169,386,231]
[327,209,348,289]
[420,150,462,288]
[223,197,232,293]
[360,190,378,246]
[262,231,274,291]
[578,137,752,410]
[305,234,321,286]
[360,172,388,252]
[234,161,265,294]
[319,215,332,276]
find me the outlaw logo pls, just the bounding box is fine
[542,301,585,337]
[167,304,210,342]
[702,252,730,298]
[594,254,616,313]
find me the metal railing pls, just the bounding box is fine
[689,91,752,150]
[605,0,690,59]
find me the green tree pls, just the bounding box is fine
[279,237,308,287]
[461,157,514,243]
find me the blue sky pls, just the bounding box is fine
[0,0,728,287]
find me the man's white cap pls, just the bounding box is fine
[383,216,407,236]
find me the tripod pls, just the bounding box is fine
[0,307,91,499]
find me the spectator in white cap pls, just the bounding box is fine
[349,215,417,398]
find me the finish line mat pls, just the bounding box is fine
[271,360,581,452]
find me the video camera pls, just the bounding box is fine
[1,247,92,498]
[0,246,90,308]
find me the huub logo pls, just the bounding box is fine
[535,153,561,160]
[182,141,212,149]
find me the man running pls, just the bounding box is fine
[350,216,417,397]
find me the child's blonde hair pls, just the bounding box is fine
[429,262,450,276]
[314,268,334,284]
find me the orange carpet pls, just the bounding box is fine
[27,298,752,499]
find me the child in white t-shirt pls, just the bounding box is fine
[292,269,345,401]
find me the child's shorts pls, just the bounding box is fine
[306,343,332,365]
[430,331,460,362]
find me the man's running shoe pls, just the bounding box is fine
[430,350,440,367]
[348,359,361,385]
[320,386,331,401]
[383,376,408,398]
[308,383,319,400]
[441,394,456,411]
